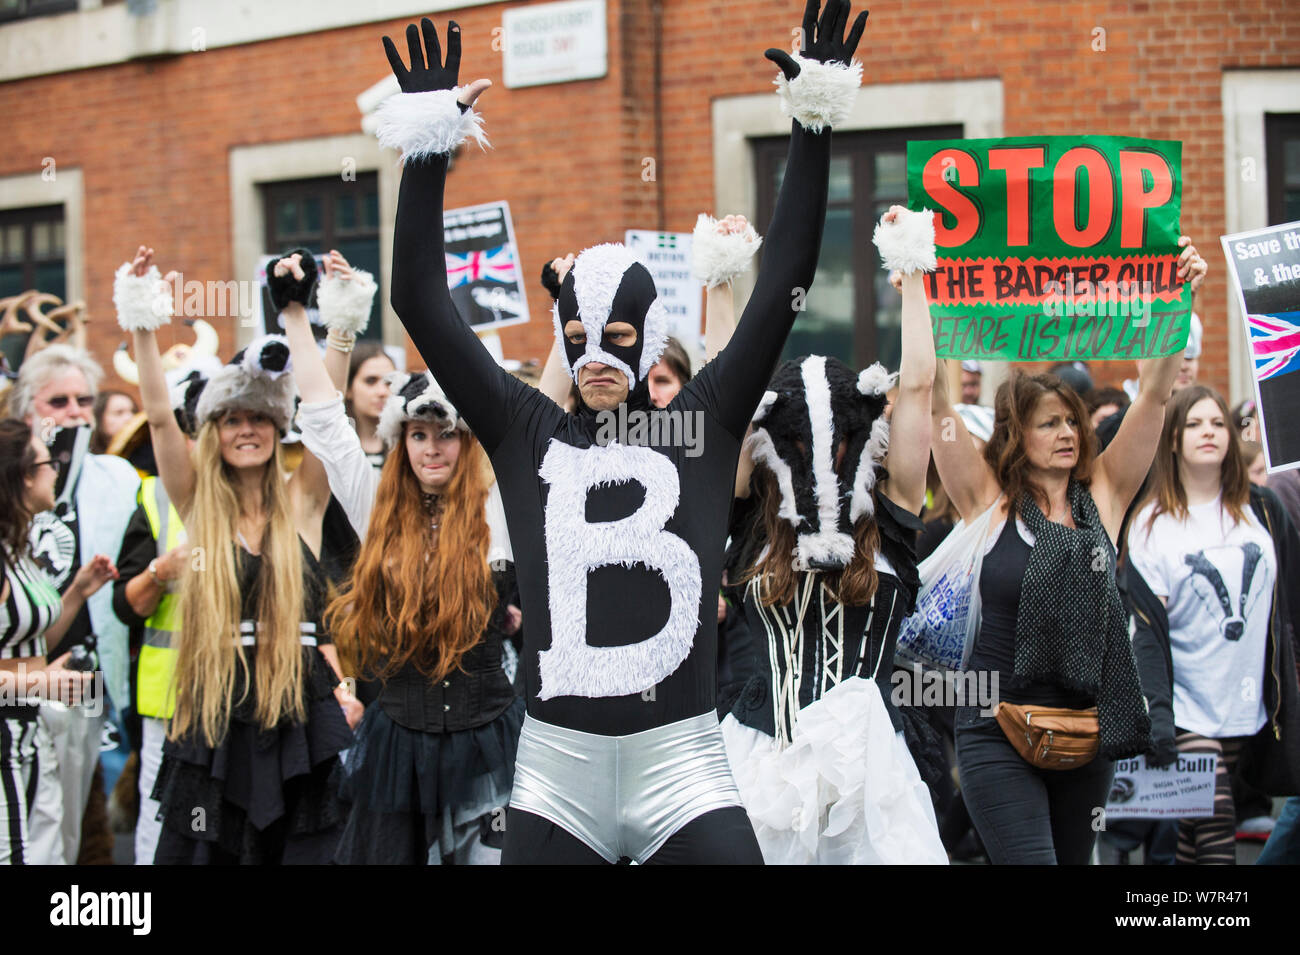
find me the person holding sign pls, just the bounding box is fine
[929,233,1205,865]
[376,2,866,864]
[1126,385,1300,864]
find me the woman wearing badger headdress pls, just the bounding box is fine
[276,250,522,865]
[114,245,359,864]
[721,206,947,864]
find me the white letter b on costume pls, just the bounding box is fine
[537,440,701,699]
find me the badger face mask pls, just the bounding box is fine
[552,243,670,391]
[748,355,893,572]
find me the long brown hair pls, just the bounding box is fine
[170,423,306,746]
[1141,385,1250,533]
[740,465,884,607]
[983,371,1096,517]
[0,419,38,570]
[325,427,496,683]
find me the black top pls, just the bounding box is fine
[372,568,518,734]
[389,122,831,736]
[968,517,1093,708]
[731,491,923,741]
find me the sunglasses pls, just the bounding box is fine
[44,394,95,410]
[30,458,61,475]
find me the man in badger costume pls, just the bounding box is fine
[377,1,866,863]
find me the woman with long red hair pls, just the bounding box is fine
[282,251,521,865]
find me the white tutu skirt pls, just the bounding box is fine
[721,676,948,865]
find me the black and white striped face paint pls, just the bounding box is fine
[748,356,893,571]
[553,243,670,390]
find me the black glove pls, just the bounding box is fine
[541,260,564,300]
[383,17,462,94]
[765,0,869,80]
[1146,733,1178,770]
[267,248,318,312]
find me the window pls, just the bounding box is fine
[754,125,961,371]
[0,204,66,371]
[1265,113,1300,226]
[260,173,381,338]
[0,0,78,23]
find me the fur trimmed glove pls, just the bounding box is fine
[873,208,938,275]
[317,268,377,335]
[266,248,319,312]
[113,262,173,332]
[690,215,763,288]
[773,53,863,134]
[374,90,487,162]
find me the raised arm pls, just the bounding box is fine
[930,355,999,522]
[700,0,866,436]
[692,214,760,364]
[873,206,938,516]
[318,249,376,392]
[114,246,195,511]
[538,255,576,408]
[380,19,517,453]
[1093,235,1207,528]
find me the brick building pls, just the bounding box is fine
[1,0,1297,404]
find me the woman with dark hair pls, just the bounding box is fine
[0,418,117,864]
[1126,385,1300,864]
[931,236,1206,864]
[90,389,138,455]
[344,341,395,469]
[720,206,945,863]
[285,251,521,864]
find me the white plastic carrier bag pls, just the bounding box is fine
[895,497,1002,671]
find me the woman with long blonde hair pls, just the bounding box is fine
[117,246,360,864]
[283,249,522,865]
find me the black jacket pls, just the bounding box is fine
[1125,486,1300,794]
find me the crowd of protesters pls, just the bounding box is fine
[0,0,1296,866]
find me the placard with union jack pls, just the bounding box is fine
[1222,221,1300,472]
[443,201,530,332]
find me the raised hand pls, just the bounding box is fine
[766,0,869,79]
[1176,235,1207,294]
[383,18,462,94]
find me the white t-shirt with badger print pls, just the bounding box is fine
[1127,495,1275,739]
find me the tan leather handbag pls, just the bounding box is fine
[994,703,1100,770]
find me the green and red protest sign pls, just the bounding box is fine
[906,136,1192,361]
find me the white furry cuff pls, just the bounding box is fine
[873,208,937,275]
[374,89,488,161]
[690,214,762,288]
[113,262,172,332]
[774,54,862,134]
[317,269,377,335]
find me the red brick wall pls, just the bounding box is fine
[2,0,1298,398]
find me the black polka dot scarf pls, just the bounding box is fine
[1014,480,1151,759]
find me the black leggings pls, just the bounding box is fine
[501,806,764,865]
[955,707,1114,864]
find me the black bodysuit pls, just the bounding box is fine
[390,121,829,860]
[391,124,828,733]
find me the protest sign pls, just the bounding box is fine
[907,136,1192,362]
[1221,221,1300,472]
[1105,753,1218,820]
[444,201,529,332]
[625,229,702,366]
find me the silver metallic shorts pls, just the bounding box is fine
[509,711,743,863]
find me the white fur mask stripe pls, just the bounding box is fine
[796,356,855,570]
